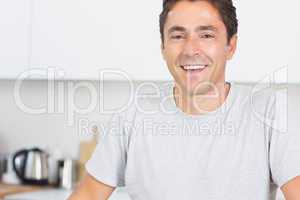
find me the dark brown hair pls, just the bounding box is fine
[159,0,238,46]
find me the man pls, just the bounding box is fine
[69,0,300,199]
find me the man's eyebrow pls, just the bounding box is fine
[195,25,218,32]
[167,26,186,35]
[167,25,218,35]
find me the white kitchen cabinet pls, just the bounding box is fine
[29,0,171,81]
[3,0,298,82]
[29,0,299,82]
[0,0,31,79]
[226,0,299,84]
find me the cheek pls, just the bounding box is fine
[205,43,228,64]
[164,46,182,65]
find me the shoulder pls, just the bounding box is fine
[246,83,287,133]
[231,83,279,125]
[234,83,276,106]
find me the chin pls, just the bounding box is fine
[179,79,212,96]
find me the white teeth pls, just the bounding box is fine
[181,65,207,70]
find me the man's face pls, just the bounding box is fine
[161,0,237,95]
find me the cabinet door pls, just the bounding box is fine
[0,0,30,79]
[30,0,171,81]
[226,0,299,83]
[30,0,299,82]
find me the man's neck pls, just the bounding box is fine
[173,81,231,115]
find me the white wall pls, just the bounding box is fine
[0,80,140,158]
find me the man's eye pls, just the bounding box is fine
[201,34,215,39]
[171,35,184,40]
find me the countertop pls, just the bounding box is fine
[0,183,51,199]
[3,186,286,200]
[4,187,131,200]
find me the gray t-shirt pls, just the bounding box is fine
[86,81,299,200]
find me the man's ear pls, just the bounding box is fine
[226,34,238,60]
[161,43,166,61]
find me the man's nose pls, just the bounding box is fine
[182,37,203,57]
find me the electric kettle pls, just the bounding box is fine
[12,147,49,185]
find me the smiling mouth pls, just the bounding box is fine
[180,64,208,72]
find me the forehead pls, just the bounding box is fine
[165,1,224,30]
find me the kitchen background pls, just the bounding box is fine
[1,0,299,199]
